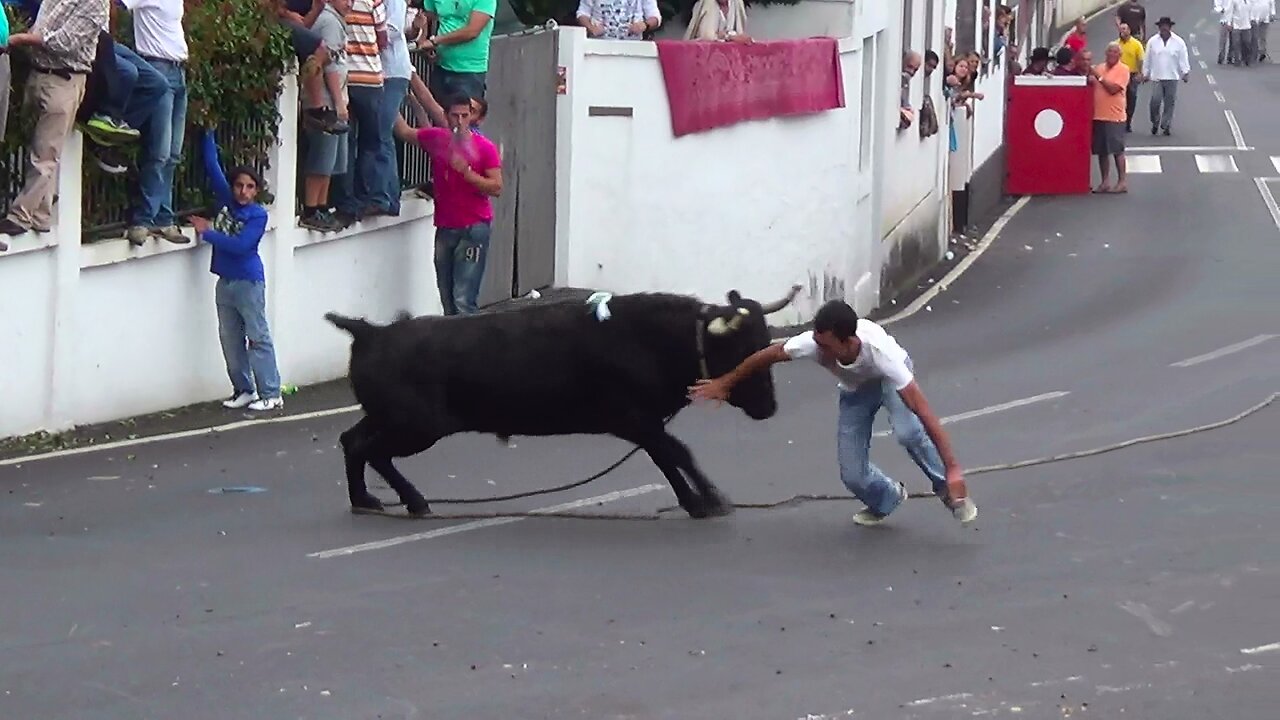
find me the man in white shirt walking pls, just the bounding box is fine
[1227,0,1256,65]
[688,299,977,528]
[1250,0,1275,63]
[1215,1,1233,64]
[1143,16,1190,135]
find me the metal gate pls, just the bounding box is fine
[476,26,560,307]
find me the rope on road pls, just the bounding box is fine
[369,392,1278,520]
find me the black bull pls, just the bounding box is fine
[325,285,801,518]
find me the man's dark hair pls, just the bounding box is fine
[1055,46,1074,66]
[471,96,488,120]
[812,300,859,340]
[444,94,473,112]
[924,50,940,65]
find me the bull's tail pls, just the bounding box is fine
[324,312,380,342]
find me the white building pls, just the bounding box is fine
[0,0,1109,438]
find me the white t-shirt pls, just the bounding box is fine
[781,320,914,392]
[123,0,189,63]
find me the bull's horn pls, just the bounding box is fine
[761,284,803,314]
[707,317,732,335]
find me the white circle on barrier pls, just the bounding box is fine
[1034,109,1064,140]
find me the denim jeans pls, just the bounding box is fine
[331,84,393,215]
[428,67,487,102]
[434,222,490,315]
[117,46,187,228]
[215,278,282,399]
[380,76,410,215]
[836,361,947,517]
[81,31,135,122]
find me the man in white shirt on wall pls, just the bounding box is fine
[118,0,190,246]
[380,0,413,216]
[689,299,977,528]
[1142,16,1190,136]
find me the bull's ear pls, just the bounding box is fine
[727,290,742,305]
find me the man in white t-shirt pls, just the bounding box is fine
[689,300,977,527]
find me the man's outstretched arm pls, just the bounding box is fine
[688,343,791,402]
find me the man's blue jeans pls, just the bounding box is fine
[331,84,393,215]
[434,222,490,315]
[117,45,187,228]
[836,365,947,517]
[380,76,410,215]
[215,278,282,400]
[428,66,487,101]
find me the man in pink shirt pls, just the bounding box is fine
[396,94,503,315]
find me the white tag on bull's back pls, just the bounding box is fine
[586,292,613,321]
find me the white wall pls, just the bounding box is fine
[556,31,871,325]
[0,79,441,439]
[1056,0,1114,26]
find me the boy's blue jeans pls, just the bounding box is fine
[216,279,281,400]
[836,365,947,517]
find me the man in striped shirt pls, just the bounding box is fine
[0,0,108,244]
[332,0,396,225]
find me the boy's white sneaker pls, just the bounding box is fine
[222,392,257,409]
[248,396,284,412]
[951,496,978,524]
[852,482,907,526]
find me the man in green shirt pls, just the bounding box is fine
[417,0,495,100]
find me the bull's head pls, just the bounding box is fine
[703,284,802,420]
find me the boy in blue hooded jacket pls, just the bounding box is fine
[189,130,284,412]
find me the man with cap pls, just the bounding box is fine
[1022,47,1052,75]
[1117,23,1146,132]
[1142,17,1190,136]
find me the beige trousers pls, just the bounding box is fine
[7,71,86,232]
[0,54,11,143]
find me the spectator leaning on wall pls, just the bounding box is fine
[300,0,353,232]
[189,130,284,413]
[379,0,413,217]
[332,0,395,226]
[118,0,192,246]
[394,94,501,315]
[417,0,495,100]
[685,0,751,42]
[0,0,108,245]
[576,0,660,41]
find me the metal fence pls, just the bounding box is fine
[2,62,438,240]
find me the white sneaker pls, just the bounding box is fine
[222,391,257,409]
[950,496,978,525]
[248,396,284,412]
[852,482,906,526]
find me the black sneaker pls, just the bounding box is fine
[299,210,339,232]
[92,145,130,175]
[0,218,28,237]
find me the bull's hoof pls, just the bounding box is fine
[351,493,385,512]
[683,502,711,519]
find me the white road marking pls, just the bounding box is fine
[1256,178,1280,234]
[1206,73,1217,85]
[0,404,363,467]
[1126,145,1253,152]
[1118,601,1173,637]
[1199,60,1209,70]
[1224,110,1247,149]
[905,693,974,707]
[1192,46,1201,57]
[1126,155,1162,173]
[1170,335,1277,368]
[1271,156,1280,174]
[877,196,1031,326]
[872,391,1069,438]
[1194,154,1238,173]
[1195,18,1206,30]
[308,484,665,559]
[1241,642,1280,655]
[1213,90,1225,103]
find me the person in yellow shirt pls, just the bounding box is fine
[1118,23,1146,132]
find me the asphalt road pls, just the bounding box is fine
[4,5,1279,719]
